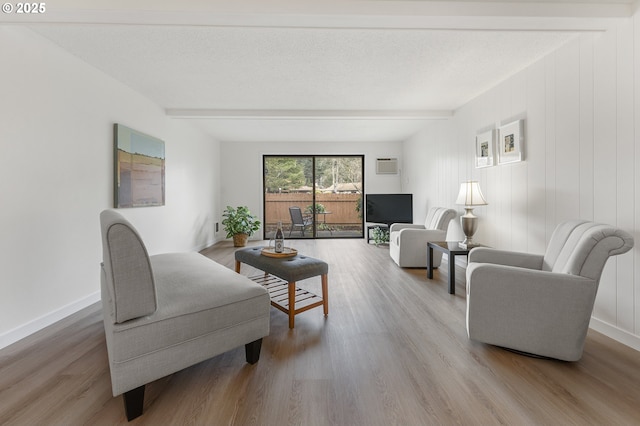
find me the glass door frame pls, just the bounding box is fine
[262,154,365,240]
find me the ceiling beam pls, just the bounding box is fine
[165,109,453,120]
[1,1,631,31]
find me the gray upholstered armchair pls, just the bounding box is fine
[389,207,456,267]
[100,210,270,420]
[466,220,633,361]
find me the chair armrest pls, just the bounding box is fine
[395,228,446,245]
[467,263,595,295]
[468,247,544,270]
[389,223,425,232]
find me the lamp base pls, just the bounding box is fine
[459,209,479,249]
[458,241,481,250]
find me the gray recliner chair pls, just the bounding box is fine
[389,207,456,267]
[466,220,633,361]
[100,210,270,420]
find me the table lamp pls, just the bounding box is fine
[455,181,488,249]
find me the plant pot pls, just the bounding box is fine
[233,233,249,247]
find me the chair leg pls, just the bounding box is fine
[245,338,263,364]
[123,385,145,421]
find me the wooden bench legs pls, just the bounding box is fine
[236,260,328,329]
[288,281,295,329]
[321,273,328,316]
[285,273,328,328]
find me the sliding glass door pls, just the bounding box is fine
[263,155,364,239]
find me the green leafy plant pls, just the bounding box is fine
[221,206,261,238]
[372,226,389,246]
[355,195,362,219]
[305,203,326,214]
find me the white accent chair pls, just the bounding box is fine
[100,210,270,420]
[389,207,457,268]
[466,220,633,361]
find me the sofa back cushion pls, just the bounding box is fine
[100,210,157,323]
[543,220,633,281]
[424,207,456,231]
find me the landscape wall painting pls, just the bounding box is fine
[114,124,165,208]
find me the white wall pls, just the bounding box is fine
[403,15,640,350]
[0,27,220,348]
[219,140,403,236]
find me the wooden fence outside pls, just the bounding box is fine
[264,192,362,231]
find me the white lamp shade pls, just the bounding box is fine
[456,181,488,206]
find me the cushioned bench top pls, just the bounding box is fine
[108,252,270,364]
[235,247,328,282]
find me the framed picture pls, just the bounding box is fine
[475,129,495,168]
[114,124,165,208]
[498,119,524,164]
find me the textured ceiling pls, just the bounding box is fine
[13,0,634,142]
[30,25,575,111]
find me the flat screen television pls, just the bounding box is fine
[365,194,413,225]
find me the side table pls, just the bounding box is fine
[427,241,485,295]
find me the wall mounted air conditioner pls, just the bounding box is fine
[376,158,398,175]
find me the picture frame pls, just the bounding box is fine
[475,129,495,168]
[114,124,165,208]
[498,119,524,164]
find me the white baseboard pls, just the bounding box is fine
[0,291,100,350]
[194,237,225,252]
[589,318,640,352]
[194,239,216,252]
[0,239,217,351]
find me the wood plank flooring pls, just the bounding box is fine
[1,239,640,425]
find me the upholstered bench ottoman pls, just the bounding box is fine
[235,247,329,328]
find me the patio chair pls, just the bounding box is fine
[289,206,313,237]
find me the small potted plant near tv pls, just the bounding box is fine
[372,225,390,246]
[222,205,261,247]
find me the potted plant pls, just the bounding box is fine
[372,225,390,246]
[305,203,326,214]
[222,206,261,247]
